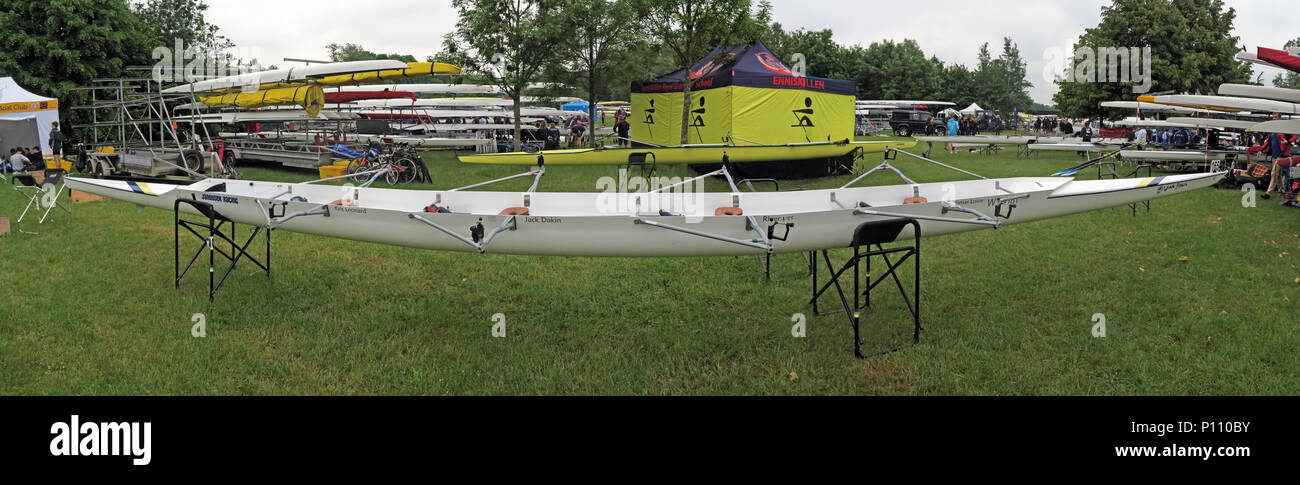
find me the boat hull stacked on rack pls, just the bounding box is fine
[458,140,915,166]
[67,171,1222,257]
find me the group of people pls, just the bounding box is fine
[521,113,590,150]
[1130,127,1205,147]
[1,121,61,175]
[3,146,41,173]
[1245,119,1298,201]
[1031,117,1078,137]
[924,114,998,154]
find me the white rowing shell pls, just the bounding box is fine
[66,172,1222,257]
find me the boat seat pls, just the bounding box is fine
[715,207,743,216]
[500,207,529,216]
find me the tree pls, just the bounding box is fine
[326,43,419,63]
[447,0,567,151]
[639,0,767,145]
[133,0,233,54]
[852,39,941,101]
[968,38,1033,115]
[1272,38,1300,89]
[772,28,851,80]
[1053,0,1251,119]
[0,0,154,140]
[553,0,642,145]
[993,38,1033,115]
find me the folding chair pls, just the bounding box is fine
[14,168,71,233]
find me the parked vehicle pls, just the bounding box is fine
[889,109,934,137]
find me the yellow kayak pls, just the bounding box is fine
[458,140,915,166]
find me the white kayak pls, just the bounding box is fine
[914,135,1034,145]
[66,171,1223,257]
[1118,150,1227,162]
[1217,83,1300,103]
[1151,94,1300,115]
[219,131,492,148]
[1027,143,1123,152]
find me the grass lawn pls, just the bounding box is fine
[1,137,1297,395]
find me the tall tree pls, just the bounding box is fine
[132,0,232,54]
[553,0,642,145]
[852,39,941,101]
[993,38,1033,114]
[0,0,154,139]
[447,0,567,151]
[1053,0,1251,119]
[639,0,766,145]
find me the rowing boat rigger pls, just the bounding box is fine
[66,165,1223,257]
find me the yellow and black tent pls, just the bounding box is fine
[630,42,855,147]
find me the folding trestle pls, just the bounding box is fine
[811,218,922,358]
[175,198,270,301]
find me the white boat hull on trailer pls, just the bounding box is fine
[66,172,1223,257]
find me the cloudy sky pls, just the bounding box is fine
[205,0,1295,104]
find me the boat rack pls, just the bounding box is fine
[174,196,270,301]
[811,217,922,358]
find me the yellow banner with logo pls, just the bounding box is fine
[731,87,852,144]
[632,86,851,146]
[0,99,58,114]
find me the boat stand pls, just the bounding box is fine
[810,218,921,358]
[1096,160,1154,216]
[175,198,270,301]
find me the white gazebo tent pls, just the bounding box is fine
[959,103,984,115]
[0,77,60,164]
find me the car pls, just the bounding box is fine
[889,109,934,137]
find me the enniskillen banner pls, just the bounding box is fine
[630,41,854,147]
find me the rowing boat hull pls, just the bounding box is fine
[66,171,1222,257]
[1119,150,1227,162]
[914,135,1033,145]
[456,140,915,166]
[1028,143,1122,152]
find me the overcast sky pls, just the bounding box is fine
[205,0,1295,104]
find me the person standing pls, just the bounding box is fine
[946,116,959,153]
[922,116,936,157]
[48,121,64,161]
[615,117,630,147]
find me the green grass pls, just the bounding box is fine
[1,138,1297,395]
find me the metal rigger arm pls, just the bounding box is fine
[408,167,546,253]
[632,162,774,253]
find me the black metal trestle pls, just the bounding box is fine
[810,218,921,358]
[1096,160,1154,216]
[175,198,271,301]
